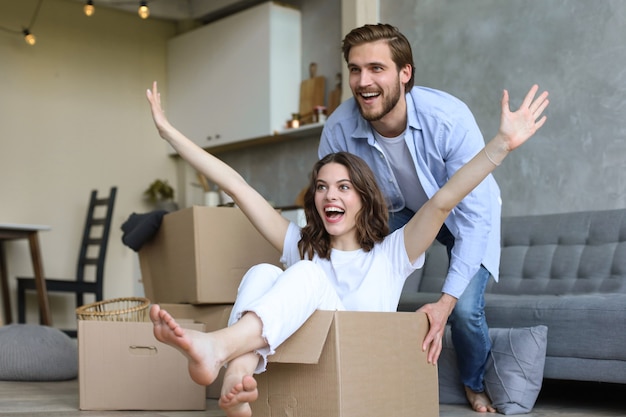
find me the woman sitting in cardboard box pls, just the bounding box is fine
[145,81,548,417]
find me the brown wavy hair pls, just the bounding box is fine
[341,23,415,91]
[298,152,389,260]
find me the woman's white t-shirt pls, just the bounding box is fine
[280,222,425,312]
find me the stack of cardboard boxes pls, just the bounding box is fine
[78,206,439,416]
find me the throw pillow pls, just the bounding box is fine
[485,325,548,414]
[437,325,548,415]
[0,324,78,381]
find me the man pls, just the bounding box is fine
[318,23,500,413]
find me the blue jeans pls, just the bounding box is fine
[390,208,491,393]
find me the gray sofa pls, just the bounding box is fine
[398,208,626,384]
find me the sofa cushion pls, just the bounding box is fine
[438,325,548,415]
[0,324,77,381]
[485,293,626,360]
[397,291,441,312]
[497,209,626,296]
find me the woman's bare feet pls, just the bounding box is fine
[465,386,496,413]
[150,304,224,386]
[217,352,260,417]
[219,374,258,417]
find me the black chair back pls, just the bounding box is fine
[74,187,117,307]
[17,187,117,337]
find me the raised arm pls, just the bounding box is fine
[146,81,289,252]
[403,85,549,263]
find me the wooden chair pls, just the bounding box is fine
[16,187,117,337]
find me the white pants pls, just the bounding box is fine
[228,260,344,373]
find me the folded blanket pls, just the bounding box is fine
[121,210,167,252]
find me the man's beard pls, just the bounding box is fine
[356,82,402,122]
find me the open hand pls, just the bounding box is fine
[499,84,549,151]
[146,81,174,140]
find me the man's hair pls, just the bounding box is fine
[298,152,389,260]
[341,23,415,90]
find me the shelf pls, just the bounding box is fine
[197,122,325,154]
[276,122,326,138]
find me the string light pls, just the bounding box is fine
[1,0,158,46]
[0,0,43,46]
[84,0,95,17]
[138,1,150,19]
[23,28,36,45]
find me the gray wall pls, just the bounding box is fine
[218,0,626,215]
[385,0,626,216]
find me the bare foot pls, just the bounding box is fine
[150,304,224,386]
[465,386,496,413]
[219,374,258,417]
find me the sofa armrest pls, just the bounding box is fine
[398,291,442,312]
[416,241,449,293]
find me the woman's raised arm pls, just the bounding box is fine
[146,81,290,252]
[403,85,549,263]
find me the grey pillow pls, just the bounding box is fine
[0,324,78,381]
[438,325,548,415]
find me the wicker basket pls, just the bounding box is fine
[76,297,151,322]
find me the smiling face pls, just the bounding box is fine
[298,152,389,260]
[347,40,412,131]
[314,162,363,250]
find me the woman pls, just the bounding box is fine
[146,81,548,417]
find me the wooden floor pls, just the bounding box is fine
[0,378,623,416]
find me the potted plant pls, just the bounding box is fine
[144,179,178,211]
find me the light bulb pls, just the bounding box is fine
[138,1,149,19]
[84,1,95,17]
[23,29,36,46]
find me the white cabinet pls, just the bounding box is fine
[166,2,301,152]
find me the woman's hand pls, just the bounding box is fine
[146,81,174,141]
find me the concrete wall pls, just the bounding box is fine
[385,0,626,215]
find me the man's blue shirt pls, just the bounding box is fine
[319,86,501,298]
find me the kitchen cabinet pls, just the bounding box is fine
[166,2,301,153]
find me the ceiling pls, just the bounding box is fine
[77,0,266,22]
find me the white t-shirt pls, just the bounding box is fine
[374,129,429,213]
[280,222,425,312]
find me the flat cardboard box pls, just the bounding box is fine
[78,319,206,411]
[251,311,439,417]
[138,206,282,304]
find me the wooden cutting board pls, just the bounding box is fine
[299,62,325,124]
[327,72,342,116]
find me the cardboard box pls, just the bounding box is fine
[251,311,439,417]
[159,303,232,332]
[138,206,282,304]
[78,319,206,411]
